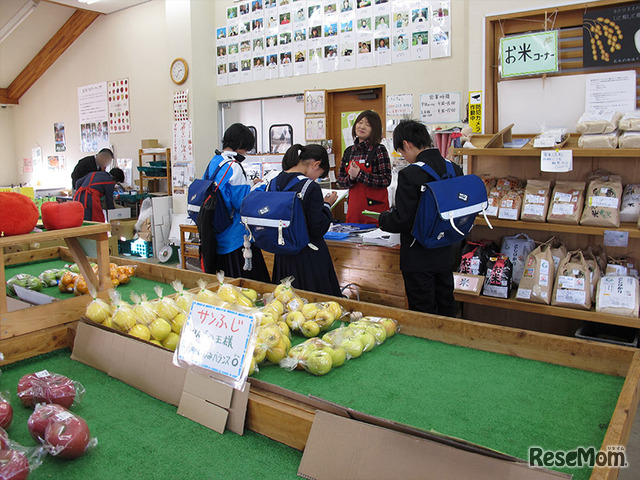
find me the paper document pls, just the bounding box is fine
[322,189,349,210]
[359,228,400,247]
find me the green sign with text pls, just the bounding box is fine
[500,31,558,78]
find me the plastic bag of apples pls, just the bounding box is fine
[0,426,46,480]
[16,371,85,409]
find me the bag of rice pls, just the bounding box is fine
[516,242,555,304]
[549,236,568,271]
[576,110,622,134]
[580,173,623,227]
[485,187,503,217]
[595,276,639,318]
[547,181,585,224]
[521,180,551,222]
[482,254,513,299]
[587,245,607,272]
[497,190,522,221]
[618,131,640,148]
[582,250,602,303]
[500,233,536,286]
[480,174,497,195]
[458,240,498,276]
[578,131,620,149]
[496,176,523,191]
[619,184,640,223]
[618,111,640,131]
[605,256,638,278]
[551,250,591,310]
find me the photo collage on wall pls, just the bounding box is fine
[216,0,451,86]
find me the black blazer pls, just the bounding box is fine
[71,155,99,190]
[379,148,463,272]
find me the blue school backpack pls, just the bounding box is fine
[412,160,490,249]
[240,175,313,254]
[187,161,235,234]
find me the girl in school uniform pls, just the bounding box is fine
[271,144,341,297]
[202,123,270,282]
[337,110,391,224]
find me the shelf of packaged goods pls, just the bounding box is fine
[452,135,640,158]
[475,217,640,238]
[454,290,640,329]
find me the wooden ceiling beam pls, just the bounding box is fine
[7,9,100,102]
[0,88,19,105]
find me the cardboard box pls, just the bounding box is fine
[299,411,570,480]
[110,219,137,241]
[71,321,187,406]
[108,234,118,256]
[102,208,132,222]
[178,370,250,435]
[141,139,159,148]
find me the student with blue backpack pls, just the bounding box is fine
[379,120,464,316]
[267,144,341,296]
[200,123,270,281]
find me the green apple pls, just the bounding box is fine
[340,337,364,358]
[379,318,398,338]
[301,321,320,338]
[327,346,346,367]
[171,313,186,334]
[150,318,172,341]
[162,332,180,351]
[129,324,151,341]
[353,321,387,344]
[242,288,258,302]
[351,329,376,352]
[305,350,332,375]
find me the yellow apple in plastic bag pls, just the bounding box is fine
[102,317,113,329]
[379,318,398,338]
[327,346,346,367]
[150,318,172,341]
[351,321,387,344]
[266,344,287,364]
[113,308,136,332]
[242,288,258,302]
[235,293,254,308]
[301,321,320,338]
[315,309,335,330]
[253,344,267,364]
[171,313,187,334]
[352,329,376,352]
[162,332,180,351]
[276,321,290,338]
[85,298,110,323]
[285,311,305,330]
[129,324,151,341]
[340,337,364,358]
[301,303,319,320]
[266,299,284,315]
[217,284,238,303]
[150,339,162,347]
[305,350,332,376]
[326,301,342,320]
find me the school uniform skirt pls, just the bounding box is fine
[273,238,341,297]
[214,244,270,283]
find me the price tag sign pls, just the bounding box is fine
[541,149,573,172]
[176,302,257,384]
[604,230,629,248]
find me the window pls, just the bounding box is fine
[247,126,258,154]
[269,124,293,153]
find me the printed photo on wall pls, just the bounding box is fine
[304,89,326,114]
[305,116,326,141]
[54,122,66,152]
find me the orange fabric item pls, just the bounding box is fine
[41,201,85,230]
[0,192,39,236]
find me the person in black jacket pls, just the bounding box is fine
[379,120,462,316]
[271,144,341,296]
[71,148,114,191]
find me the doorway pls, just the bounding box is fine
[327,85,386,221]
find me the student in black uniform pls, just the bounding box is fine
[378,120,462,316]
[271,144,341,296]
[71,148,114,192]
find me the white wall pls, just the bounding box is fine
[0,108,16,185]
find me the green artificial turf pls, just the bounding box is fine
[254,331,625,480]
[1,349,302,480]
[5,259,176,302]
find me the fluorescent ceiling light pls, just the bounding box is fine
[0,0,38,44]
[79,0,102,4]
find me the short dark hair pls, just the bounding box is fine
[109,167,125,183]
[352,110,383,145]
[98,148,114,158]
[282,144,330,176]
[222,123,255,151]
[392,120,432,152]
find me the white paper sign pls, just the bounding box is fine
[585,70,636,112]
[420,92,460,124]
[604,230,629,248]
[387,94,413,117]
[176,302,257,385]
[541,150,573,173]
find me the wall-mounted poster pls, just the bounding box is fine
[54,122,66,152]
[304,89,326,113]
[78,82,110,152]
[108,78,131,133]
[173,90,189,121]
[582,3,640,67]
[305,115,327,140]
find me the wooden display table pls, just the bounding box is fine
[179,223,199,269]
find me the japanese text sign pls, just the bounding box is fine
[468,91,482,133]
[176,302,257,384]
[500,30,558,78]
[541,149,573,173]
[420,92,461,124]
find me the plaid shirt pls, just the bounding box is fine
[337,139,392,189]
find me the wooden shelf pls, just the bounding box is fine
[453,135,640,158]
[476,217,640,238]
[0,222,110,248]
[454,291,640,329]
[138,148,171,196]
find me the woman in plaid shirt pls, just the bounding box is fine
[337,110,392,224]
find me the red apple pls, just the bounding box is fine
[27,404,68,443]
[16,374,42,408]
[0,427,9,451]
[44,378,76,409]
[0,449,29,480]
[0,400,12,430]
[44,415,91,460]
